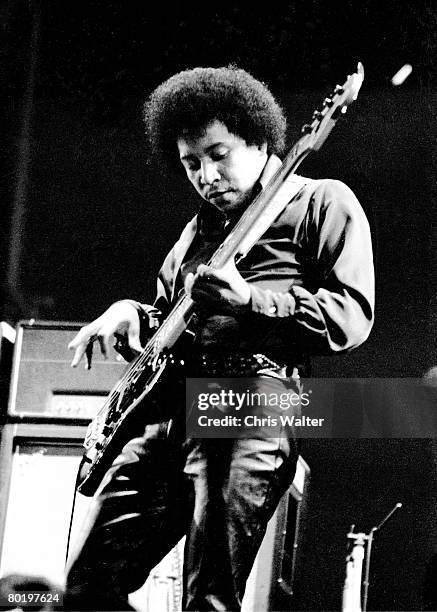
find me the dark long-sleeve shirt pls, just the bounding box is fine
[149,155,374,364]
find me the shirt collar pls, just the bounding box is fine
[197,154,282,237]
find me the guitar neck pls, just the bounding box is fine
[210,142,310,268]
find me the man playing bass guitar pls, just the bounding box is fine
[64,66,374,611]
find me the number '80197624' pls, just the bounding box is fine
[7,591,61,605]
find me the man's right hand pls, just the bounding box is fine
[68,301,143,369]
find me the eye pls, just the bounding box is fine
[183,158,200,172]
[211,149,228,162]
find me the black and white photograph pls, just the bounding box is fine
[0,1,436,611]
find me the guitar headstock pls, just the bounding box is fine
[300,62,364,152]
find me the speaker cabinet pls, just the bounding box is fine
[0,423,89,584]
[243,455,311,612]
[8,320,126,421]
[0,421,166,612]
[0,320,126,592]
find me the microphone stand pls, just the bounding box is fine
[342,503,402,612]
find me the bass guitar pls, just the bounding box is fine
[77,63,365,496]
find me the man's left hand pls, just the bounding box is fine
[185,262,251,312]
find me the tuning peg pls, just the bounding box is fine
[301,124,312,134]
[312,110,323,120]
[323,97,334,107]
[334,85,344,95]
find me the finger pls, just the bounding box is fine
[68,320,101,347]
[68,323,101,368]
[190,286,220,305]
[195,265,231,287]
[70,343,88,368]
[127,327,143,354]
[73,334,98,369]
[185,272,195,295]
[149,314,160,329]
[192,272,228,292]
[196,264,214,278]
[198,274,229,289]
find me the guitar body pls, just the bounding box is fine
[75,64,364,497]
[77,356,183,496]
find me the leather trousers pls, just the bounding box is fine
[64,377,299,611]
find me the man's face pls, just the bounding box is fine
[177,120,268,215]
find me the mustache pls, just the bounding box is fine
[206,187,230,199]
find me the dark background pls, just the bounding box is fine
[0,1,436,610]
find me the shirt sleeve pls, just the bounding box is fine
[248,179,375,353]
[152,216,198,314]
[152,244,178,314]
[109,239,182,351]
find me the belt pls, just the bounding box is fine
[191,352,285,377]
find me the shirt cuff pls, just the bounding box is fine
[249,285,296,317]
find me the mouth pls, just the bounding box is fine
[207,190,229,200]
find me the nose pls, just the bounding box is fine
[199,160,220,186]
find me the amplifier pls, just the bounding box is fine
[0,422,89,586]
[7,320,126,421]
[243,455,311,611]
[0,322,15,418]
